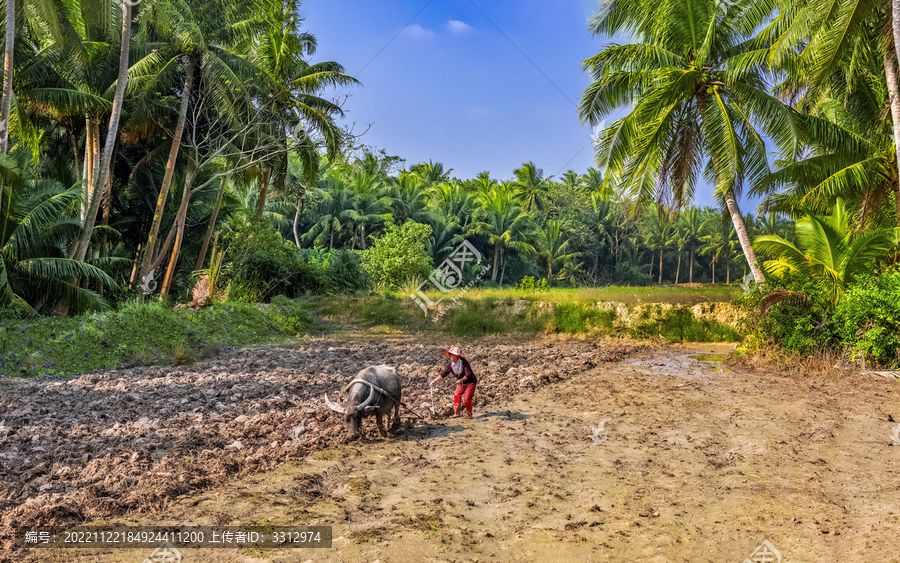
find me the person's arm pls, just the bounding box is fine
[459,359,474,383]
[432,362,450,385]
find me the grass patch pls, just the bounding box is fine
[349,527,391,543]
[547,303,616,334]
[347,477,371,496]
[416,285,741,306]
[633,306,742,342]
[0,298,316,378]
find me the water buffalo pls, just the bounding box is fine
[324,365,402,440]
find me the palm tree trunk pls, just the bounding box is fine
[711,255,716,284]
[293,198,302,247]
[675,251,681,285]
[72,0,132,263]
[491,241,500,281]
[255,169,270,220]
[724,195,764,283]
[658,249,663,284]
[499,248,507,286]
[726,258,730,285]
[883,49,900,227]
[0,0,13,156]
[128,243,141,288]
[160,159,197,296]
[689,245,695,283]
[81,116,93,223]
[547,262,552,287]
[140,57,196,280]
[195,177,225,271]
[70,132,82,185]
[360,224,366,250]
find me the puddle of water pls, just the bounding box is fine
[627,352,733,379]
[689,354,729,362]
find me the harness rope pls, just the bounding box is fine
[342,378,425,419]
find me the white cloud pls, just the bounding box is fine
[447,20,473,34]
[402,24,436,39]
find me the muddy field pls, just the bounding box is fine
[2,334,900,562]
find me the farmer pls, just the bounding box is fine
[432,346,478,419]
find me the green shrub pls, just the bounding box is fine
[360,299,408,326]
[634,305,741,342]
[752,271,833,354]
[833,268,900,365]
[517,276,549,294]
[269,295,315,335]
[359,222,433,291]
[548,303,615,334]
[446,300,507,336]
[220,217,368,302]
[101,300,198,353]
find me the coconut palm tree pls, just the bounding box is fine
[0,158,117,315]
[249,0,359,216]
[510,161,552,213]
[579,0,801,283]
[344,170,392,250]
[71,0,134,263]
[530,220,577,287]
[303,171,352,250]
[676,207,704,283]
[468,185,534,282]
[642,210,674,284]
[754,199,898,305]
[409,160,452,186]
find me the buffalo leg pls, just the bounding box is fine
[391,402,401,430]
[376,412,387,437]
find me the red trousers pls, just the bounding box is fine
[454,383,476,415]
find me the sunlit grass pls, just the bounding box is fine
[410,285,741,306]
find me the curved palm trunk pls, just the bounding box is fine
[0,0,13,156]
[195,177,226,271]
[689,245,695,283]
[141,57,196,279]
[160,159,198,296]
[73,0,132,263]
[724,195,764,283]
[883,49,900,227]
[492,241,500,281]
[293,198,302,247]
[711,254,716,284]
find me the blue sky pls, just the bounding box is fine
[299,0,736,209]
